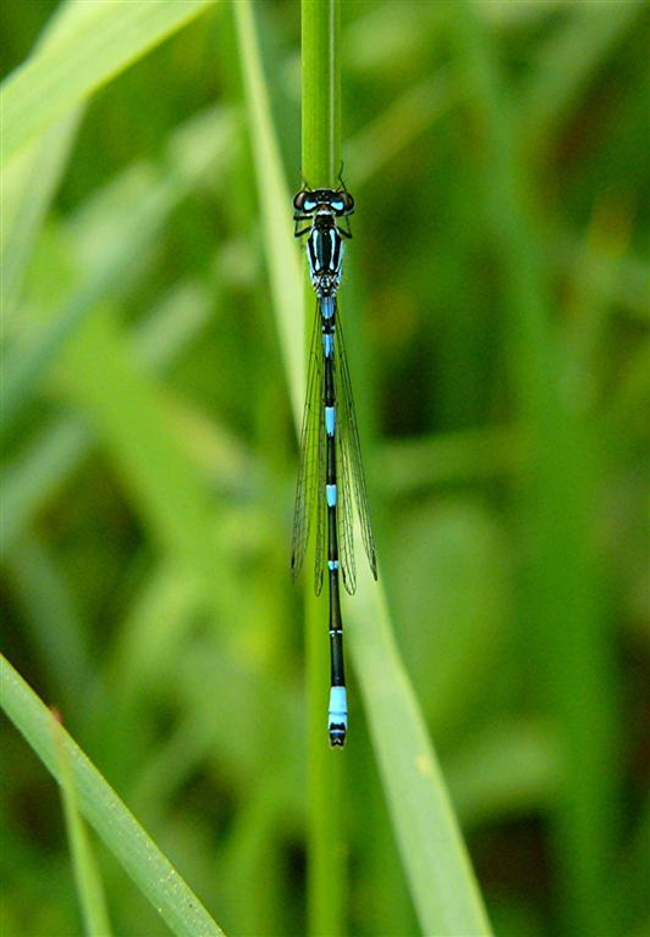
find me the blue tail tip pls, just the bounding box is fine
[328,687,348,748]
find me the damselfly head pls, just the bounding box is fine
[293,188,355,217]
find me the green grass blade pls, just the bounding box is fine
[1,110,81,320]
[1,278,215,553]
[0,0,91,319]
[301,0,340,186]
[60,307,227,610]
[1,654,226,937]
[347,575,493,936]
[50,710,114,937]
[298,3,346,934]
[2,106,235,443]
[1,0,218,164]
[2,178,178,439]
[232,0,304,426]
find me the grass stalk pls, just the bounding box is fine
[232,0,304,426]
[300,2,345,934]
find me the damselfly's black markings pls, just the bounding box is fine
[291,184,377,748]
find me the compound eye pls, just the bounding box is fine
[330,197,345,213]
[293,190,308,211]
[294,191,318,213]
[342,192,355,212]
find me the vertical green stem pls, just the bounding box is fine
[301,2,345,935]
[302,0,340,186]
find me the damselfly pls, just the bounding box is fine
[291,184,377,747]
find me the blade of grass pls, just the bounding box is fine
[1,110,81,320]
[347,574,493,936]
[299,3,346,934]
[2,106,236,443]
[107,561,201,708]
[2,176,178,440]
[60,306,232,619]
[301,0,340,188]
[1,654,226,937]
[1,0,218,164]
[50,709,114,937]
[0,0,93,320]
[232,0,304,427]
[0,277,227,554]
[3,268,225,703]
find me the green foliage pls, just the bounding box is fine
[2,657,223,937]
[1,1,648,936]
[51,705,114,937]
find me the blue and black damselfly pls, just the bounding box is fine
[291,184,377,747]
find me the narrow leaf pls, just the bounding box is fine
[347,576,493,937]
[51,709,114,937]
[1,654,226,937]
[1,0,217,163]
[232,0,304,427]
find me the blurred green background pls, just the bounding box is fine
[1,1,649,936]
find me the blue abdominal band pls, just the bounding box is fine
[322,332,334,358]
[321,296,335,319]
[328,686,348,726]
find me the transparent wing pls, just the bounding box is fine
[291,305,325,594]
[332,315,357,595]
[337,419,357,595]
[335,308,378,584]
